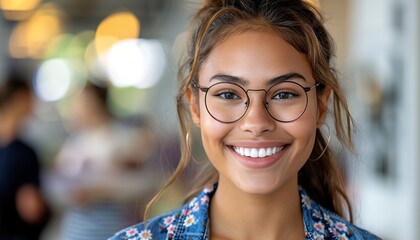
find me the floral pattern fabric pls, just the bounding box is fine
[109,184,380,240]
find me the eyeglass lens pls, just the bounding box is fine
[203,81,309,123]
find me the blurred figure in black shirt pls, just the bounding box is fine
[0,74,50,239]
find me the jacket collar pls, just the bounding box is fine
[163,183,354,239]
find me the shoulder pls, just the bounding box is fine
[1,139,38,165]
[108,184,216,240]
[3,139,34,153]
[315,208,381,239]
[107,208,181,240]
[300,188,381,240]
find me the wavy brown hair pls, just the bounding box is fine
[144,0,355,224]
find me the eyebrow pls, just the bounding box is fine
[268,73,306,85]
[209,72,306,86]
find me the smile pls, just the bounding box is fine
[233,146,285,158]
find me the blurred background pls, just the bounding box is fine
[0,0,418,239]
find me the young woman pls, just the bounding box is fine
[110,0,380,239]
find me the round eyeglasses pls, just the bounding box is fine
[192,81,320,123]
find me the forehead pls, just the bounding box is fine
[199,30,314,85]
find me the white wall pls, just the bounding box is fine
[347,0,420,239]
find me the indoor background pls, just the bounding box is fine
[0,0,419,239]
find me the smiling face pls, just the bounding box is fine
[188,29,329,195]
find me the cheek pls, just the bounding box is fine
[198,102,230,155]
[200,104,222,138]
[289,99,318,149]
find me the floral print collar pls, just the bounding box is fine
[111,183,380,240]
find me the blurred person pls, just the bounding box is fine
[54,83,156,240]
[0,74,50,239]
[109,0,381,239]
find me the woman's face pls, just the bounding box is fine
[189,30,329,195]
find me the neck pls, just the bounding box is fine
[210,177,305,240]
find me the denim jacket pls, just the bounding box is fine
[109,184,381,240]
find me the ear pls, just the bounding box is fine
[317,86,331,128]
[186,88,201,127]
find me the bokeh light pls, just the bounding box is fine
[35,59,71,102]
[0,0,41,20]
[0,0,40,11]
[108,87,151,118]
[34,58,87,102]
[95,11,140,55]
[8,3,63,58]
[105,39,166,89]
[44,32,95,60]
[84,39,109,83]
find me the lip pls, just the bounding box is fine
[226,142,289,169]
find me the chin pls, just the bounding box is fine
[233,175,289,195]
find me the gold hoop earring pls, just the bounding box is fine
[309,125,331,162]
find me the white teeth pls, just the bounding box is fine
[266,147,272,156]
[258,148,265,158]
[251,149,258,158]
[233,146,284,158]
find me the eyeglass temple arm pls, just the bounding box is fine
[303,82,324,92]
[192,82,209,93]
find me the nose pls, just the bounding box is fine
[239,90,275,135]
